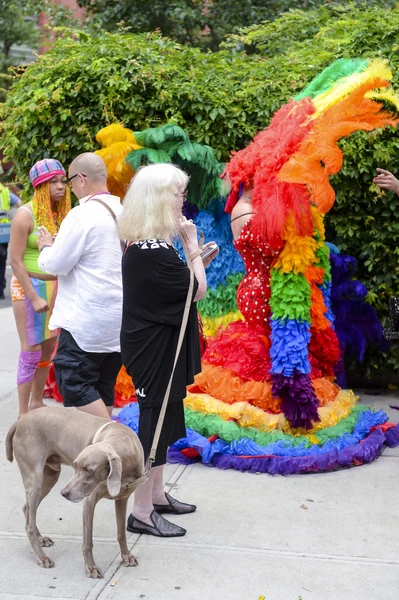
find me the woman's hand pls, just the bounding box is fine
[31,295,49,313]
[373,168,399,195]
[179,216,199,254]
[37,226,54,251]
[201,241,219,268]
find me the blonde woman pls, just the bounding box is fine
[119,163,216,537]
[9,159,71,418]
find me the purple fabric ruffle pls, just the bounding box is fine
[385,423,399,447]
[271,370,320,430]
[168,425,399,475]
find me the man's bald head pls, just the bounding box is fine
[68,153,109,199]
[69,153,108,181]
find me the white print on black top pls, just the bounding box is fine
[136,388,146,398]
[134,239,169,250]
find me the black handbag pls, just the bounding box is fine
[384,297,399,340]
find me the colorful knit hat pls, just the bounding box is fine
[29,159,66,188]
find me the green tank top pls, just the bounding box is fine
[21,202,47,275]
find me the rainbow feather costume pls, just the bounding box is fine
[109,58,399,473]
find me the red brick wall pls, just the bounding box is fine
[38,0,85,54]
[55,0,85,16]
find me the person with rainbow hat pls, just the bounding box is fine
[9,158,71,418]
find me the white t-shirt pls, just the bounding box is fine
[38,193,123,353]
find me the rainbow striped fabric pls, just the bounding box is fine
[25,278,58,346]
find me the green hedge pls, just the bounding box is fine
[0,30,281,181]
[2,4,399,378]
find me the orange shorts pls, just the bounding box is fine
[10,274,25,302]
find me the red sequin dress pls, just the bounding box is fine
[199,220,279,385]
[235,220,280,329]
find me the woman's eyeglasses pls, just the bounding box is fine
[62,173,87,189]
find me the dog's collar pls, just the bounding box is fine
[92,421,115,444]
[124,467,151,489]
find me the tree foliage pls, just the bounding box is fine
[2,4,399,377]
[76,0,396,50]
[0,0,40,72]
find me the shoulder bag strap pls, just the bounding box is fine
[88,197,125,252]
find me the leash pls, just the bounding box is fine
[91,234,197,490]
[146,234,195,470]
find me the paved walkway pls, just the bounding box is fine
[0,303,398,600]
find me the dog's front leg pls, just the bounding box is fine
[115,495,138,567]
[25,483,54,569]
[82,489,103,578]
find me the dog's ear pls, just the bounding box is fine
[105,448,122,497]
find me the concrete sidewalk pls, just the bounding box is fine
[1,303,399,600]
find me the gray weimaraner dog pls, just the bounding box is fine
[6,407,144,578]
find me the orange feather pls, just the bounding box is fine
[279,79,399,214]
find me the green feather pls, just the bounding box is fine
[134,124,189,148]
[295,58,369,100]
[126,148,172,170]
[127,124,225,207]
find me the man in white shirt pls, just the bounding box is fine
[38,153,123,419]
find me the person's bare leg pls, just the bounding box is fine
[151,464,167,505]
[130,466,187,536]
[132,468,156,524]
[13,299,41,418]
[77,399,111,420]
[30,337,57,410]
[106,405,113,417]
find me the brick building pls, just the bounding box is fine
[9,0,85,63]
[39,0,85,54]
[38,0,84,54]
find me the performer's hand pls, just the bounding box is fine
[373,168,399,195]
[37,226,54,250]
[32,295,49,313]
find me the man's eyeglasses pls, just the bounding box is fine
[62,173,87,189]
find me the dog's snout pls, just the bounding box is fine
[61,488,69,499]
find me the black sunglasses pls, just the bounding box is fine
[62,173,87,189]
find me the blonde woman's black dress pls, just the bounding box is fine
[121,239,201,466]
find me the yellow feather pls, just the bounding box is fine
[96,123,140,147]
[366,86,399,111]
[96,141,141,165]
[312,59,392,116]
[95,125,141,198]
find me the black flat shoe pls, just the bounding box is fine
[126,510,186,537]
[153,492,197,515]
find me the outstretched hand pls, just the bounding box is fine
[373,168,399,195]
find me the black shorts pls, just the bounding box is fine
[54,329,122,408]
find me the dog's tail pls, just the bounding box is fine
[5,422,17,462]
